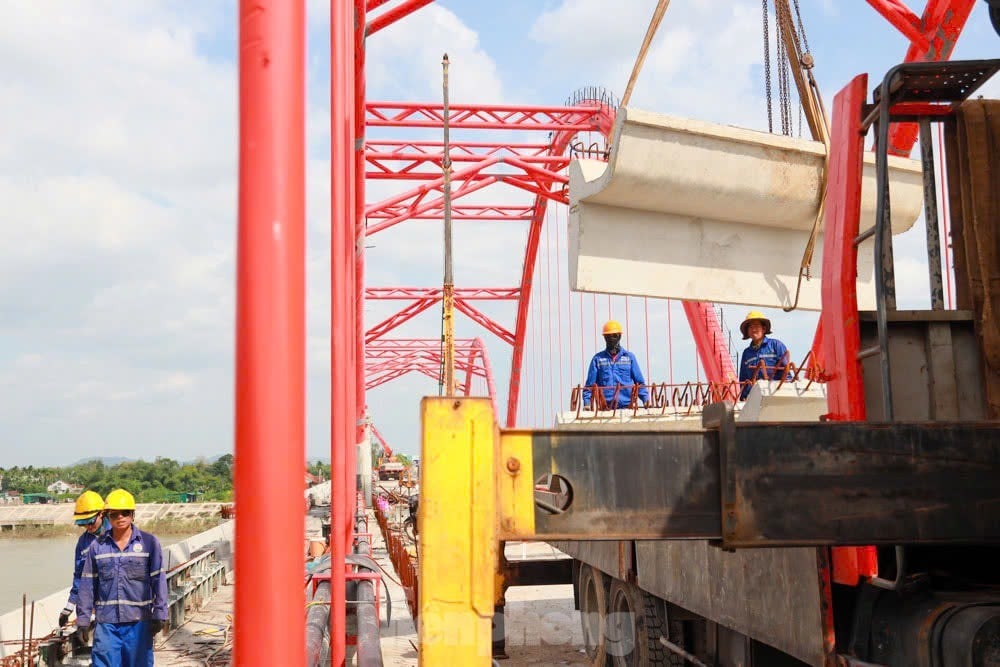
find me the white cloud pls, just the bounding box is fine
[530,0,767,126]
[0,3,237,464]
[3,0,996,466]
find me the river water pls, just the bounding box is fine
[0,535,183,614]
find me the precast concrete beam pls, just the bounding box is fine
[568,107,924,310]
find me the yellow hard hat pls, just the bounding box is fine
[602,320,623,335]
[73,490,105,520]
[740,310,772,340]
[104,489,137,511]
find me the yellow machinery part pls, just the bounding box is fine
[497,431,535,541]
[419,397,497,665]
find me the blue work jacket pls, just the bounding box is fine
[583,348,649,408]
[67,517,111,608]
[77,526,169,627]
[739,336,791,400]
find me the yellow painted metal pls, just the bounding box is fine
[442,283,455,395]
[419,397,497,665]
[497,431,536,540]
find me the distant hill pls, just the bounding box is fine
[71,456,134,466]
[68,454,236,467]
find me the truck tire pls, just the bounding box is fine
[606,578,675,666]
[577,564,608,665]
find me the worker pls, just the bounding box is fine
[583,320,650,409]
[58,490,110,629]
[738,310,791,400]
[76,489,168,667]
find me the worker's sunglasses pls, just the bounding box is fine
[75,515,100,526]
[107,511,133,519]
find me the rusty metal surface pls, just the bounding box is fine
[635,542,829,667]
[723,419,1000,547]
[529,429,721,540]
[548,540,634,583]
[527,415,1000,546]
[858,310,985,421]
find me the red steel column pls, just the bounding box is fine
[820,75,868,423]
[351,0,366,525]
[331,0,356,663]
[235,2,306,665]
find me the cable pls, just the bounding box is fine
[555,204,565,410]
[667,299,674,385]
[625,296,631,350]
[644,297,651,380]
[621,0,673,107]
[545,206,555,421]
[593,294,598,358]
[534,252,544,426]
[578,292,585,386]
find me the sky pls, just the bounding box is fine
[0,1,997,466]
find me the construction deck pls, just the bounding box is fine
[151,511,587,665]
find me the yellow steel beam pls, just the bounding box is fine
[419,397,497,665]
[497,431,535,541]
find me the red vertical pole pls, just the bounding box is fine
[235,2,306,666]
[820,74,879,587]
[820,75,868,423]
[354,0,367,455]
[331,0,356,663]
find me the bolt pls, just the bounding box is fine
[453,400,461,409]
[506,457,521,473]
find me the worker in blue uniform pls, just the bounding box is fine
[76,489,169,667]
[59,490,110,629]
[583,320,650,409]
[738,310,792,400]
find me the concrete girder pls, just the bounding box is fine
[567,107,924,311]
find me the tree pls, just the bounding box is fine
[307,460,330,479]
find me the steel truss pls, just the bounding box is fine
[233,0,979,664]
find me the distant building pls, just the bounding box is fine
[167,492,200,503]
[305,473,323,487]
[47,480,83,495]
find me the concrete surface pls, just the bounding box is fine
[0,502,227,527]
[739,379,828,422]
[567,106,924,311]
[146,510,587,665]
[154,574,233,666]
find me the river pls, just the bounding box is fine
[0,535,184,614]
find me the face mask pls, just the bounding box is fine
[604,335,621,354]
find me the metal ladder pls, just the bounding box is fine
[856,59,1000,421]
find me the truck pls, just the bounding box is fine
[377,459,406,481]
[542,61,1000,666]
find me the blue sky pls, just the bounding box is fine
[0,1,997,466]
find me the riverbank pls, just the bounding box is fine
[0,516,226,539]
[0,502,228,537]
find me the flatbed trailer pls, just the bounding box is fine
[541,61,1000,666]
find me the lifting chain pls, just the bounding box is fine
[762,0,773,133]
[763,0,814,138]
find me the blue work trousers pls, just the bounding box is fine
[92,620,154,667]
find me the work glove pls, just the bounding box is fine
[77,625,91,643]
[150,619,167,636]
[58,605,73,628]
